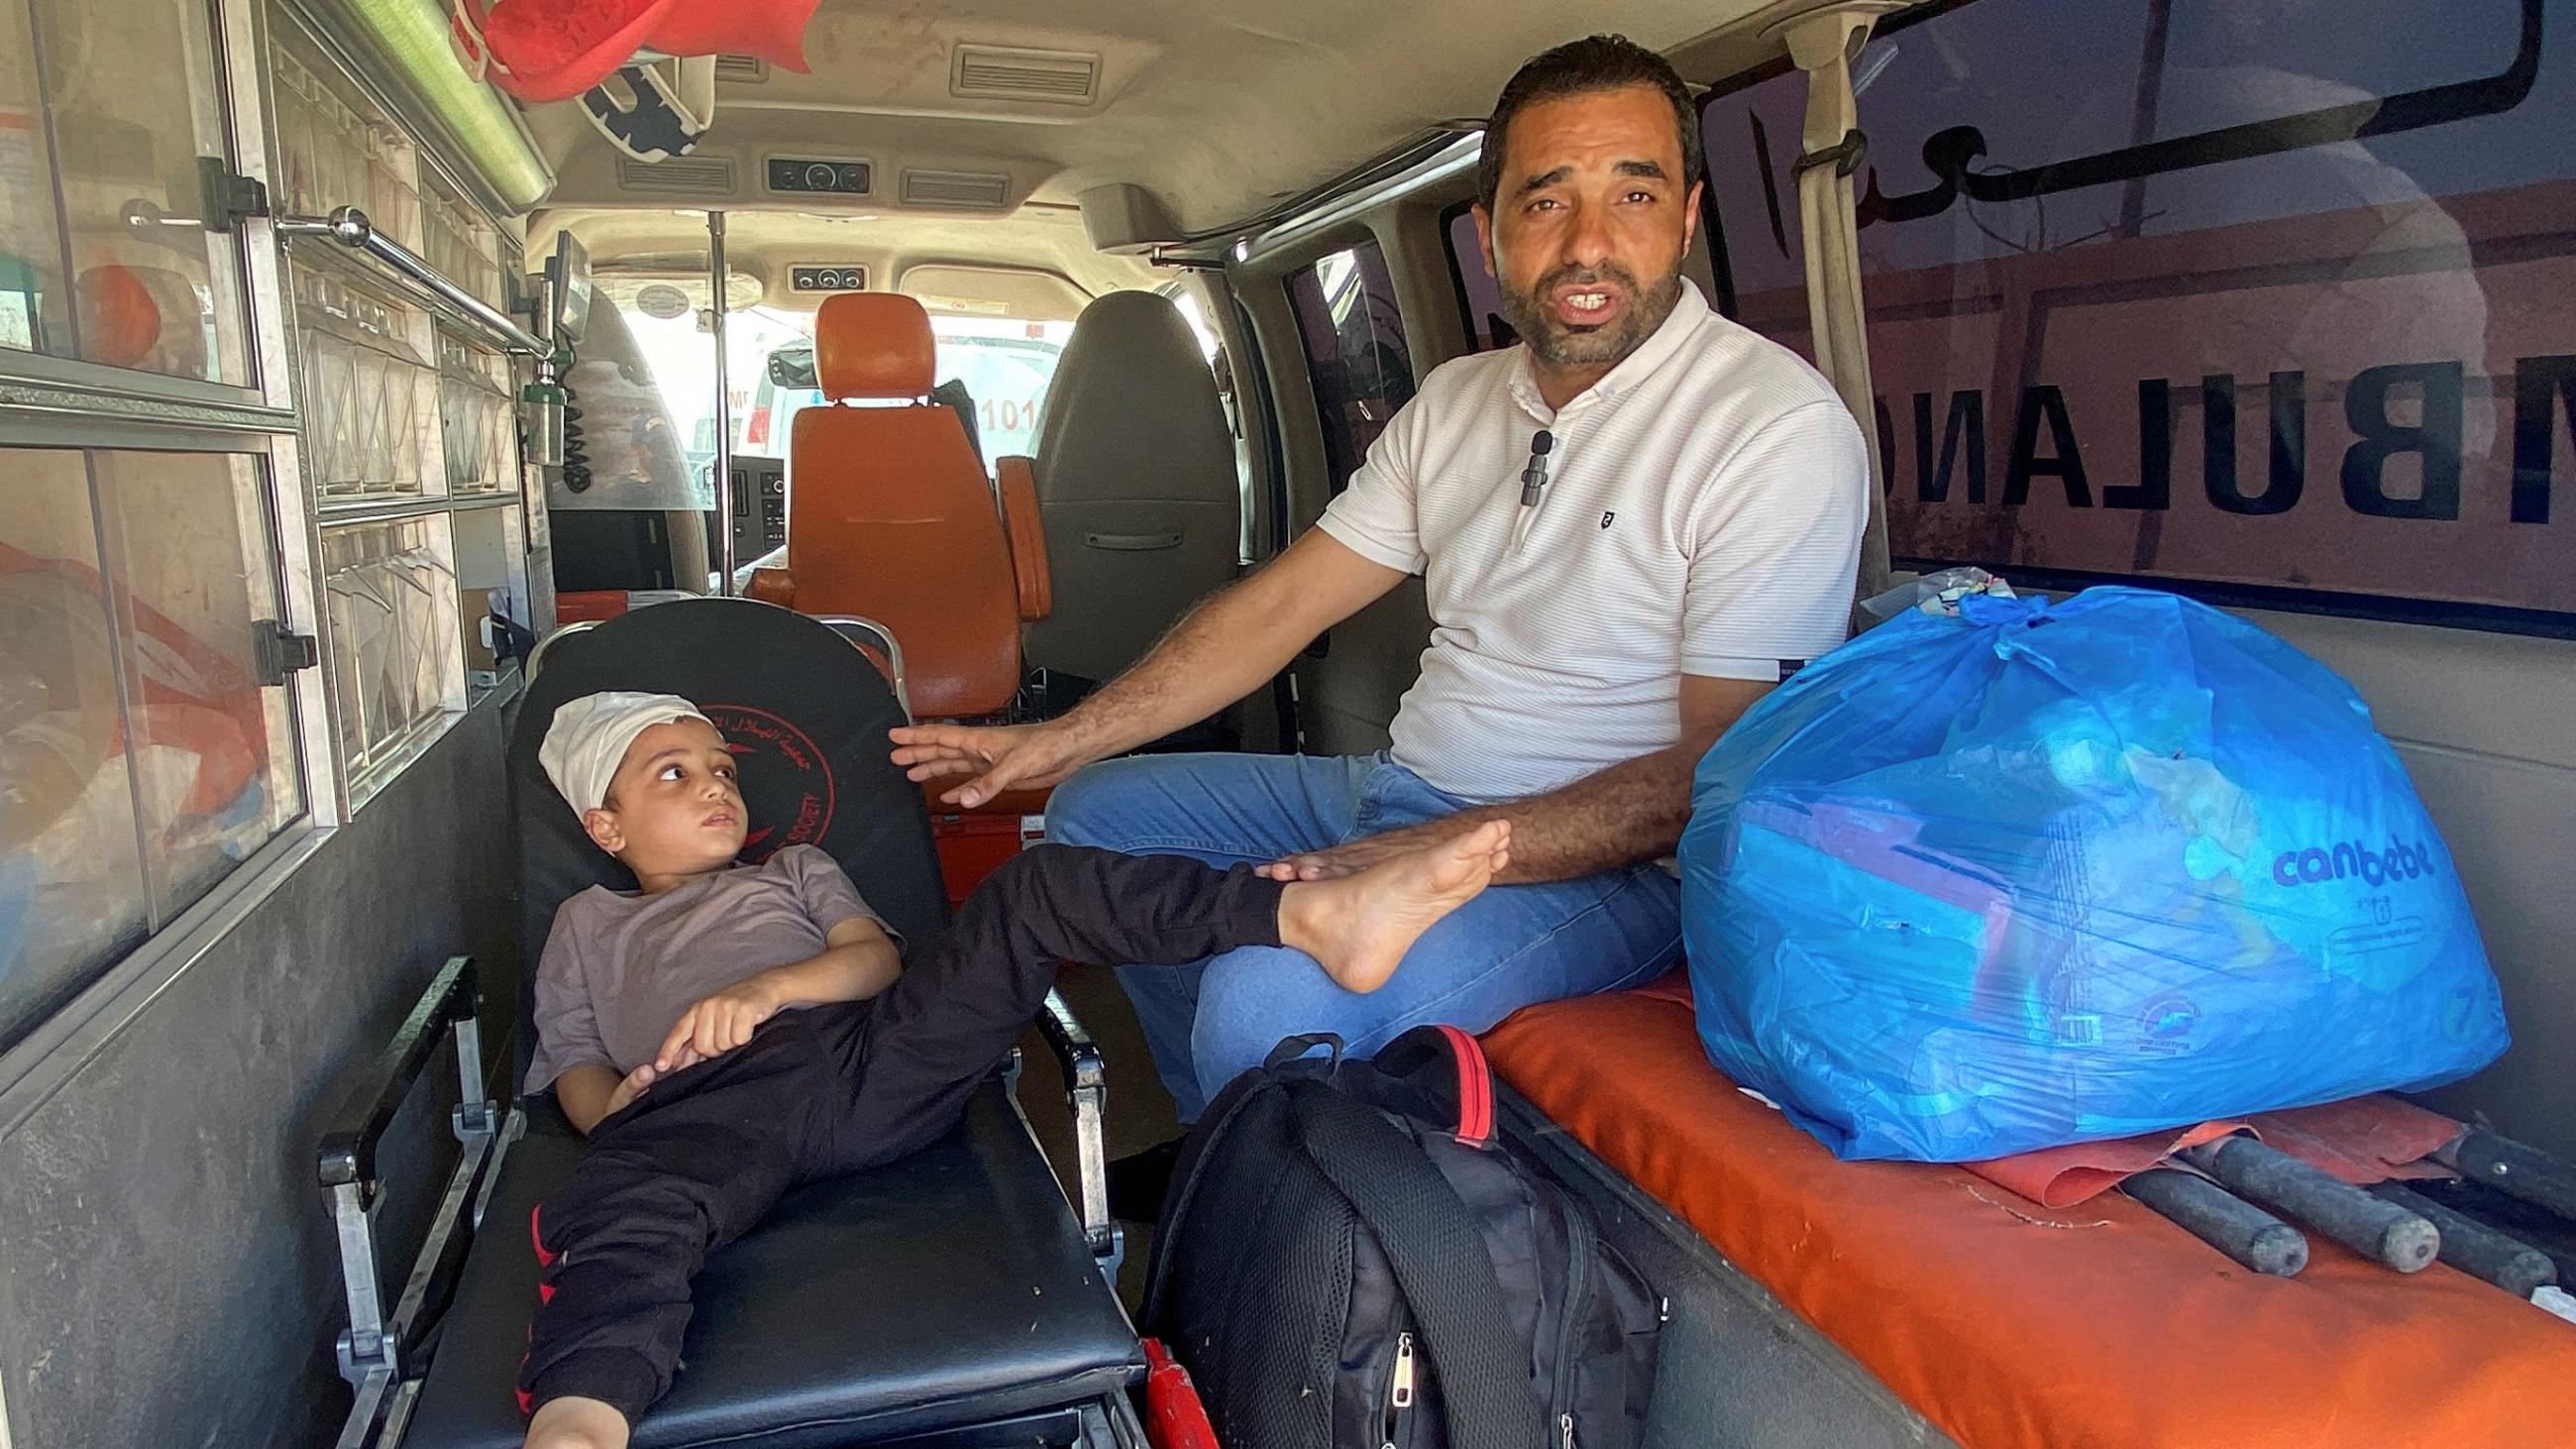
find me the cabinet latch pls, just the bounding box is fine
[197,158,271,233]
[253,618,319,686]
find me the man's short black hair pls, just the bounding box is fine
[1477,35,1702,213]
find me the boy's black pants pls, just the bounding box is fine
[518,844,1286,1421]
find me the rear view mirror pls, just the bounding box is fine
[768,347,817,390]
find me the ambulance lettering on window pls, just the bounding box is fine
[1698,0,2575,624]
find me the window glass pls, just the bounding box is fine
[1,445,303,1048]
[323,513,460,796]
[609,268,770,499]
[11,0,253,386]
[0,451,151,1042]
[732,312,1075,475]
[1442,205,1518,353]
[0,3,70,358]
[930,314,1073,463]
[94,450,302,916]
[1286,241,1417,494]
[741,363,815,460]
[1854,0,2576,620]
[1698,59,1811,353]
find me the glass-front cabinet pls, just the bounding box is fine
[0,0,256,390]
[0,0,541,1050]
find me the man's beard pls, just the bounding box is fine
[1496,260,1685,369]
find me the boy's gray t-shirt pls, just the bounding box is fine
[525,843,888,1092]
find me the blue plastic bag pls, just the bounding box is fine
[1678,587,2508,1163]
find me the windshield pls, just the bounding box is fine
[618,301,813,489]
[740,314,1075,472]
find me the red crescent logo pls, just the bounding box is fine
[698,703,834,860]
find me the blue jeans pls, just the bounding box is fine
[1045,752,1683,1120]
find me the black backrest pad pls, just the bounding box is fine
[508,599,949,1079]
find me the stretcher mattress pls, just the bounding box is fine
[405,1084,1141,1449]
[1480,983,2574,1449]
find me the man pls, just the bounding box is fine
[893,35,1869,1156]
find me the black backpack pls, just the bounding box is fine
[1144,1026,1664,1449]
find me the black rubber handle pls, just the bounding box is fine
[2178,1137,2439,1273]
[2374,1182,2559,1297]
[316,955,480,1188]
[2124,1168,2309,1276]
[2448,1129,2576,1223]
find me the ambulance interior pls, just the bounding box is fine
[0,0,2570,1446]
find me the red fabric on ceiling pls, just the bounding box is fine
[478,0,822,105]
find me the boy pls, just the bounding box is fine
[522,692,1511,1449]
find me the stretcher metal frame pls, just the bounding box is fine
[319,955,503,1449]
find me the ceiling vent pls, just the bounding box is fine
[616,155,737,196]
[901,168,1012,209]
[950,43,1101,105]
[713,54,770,84]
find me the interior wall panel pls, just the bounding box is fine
[0,699,518,1449]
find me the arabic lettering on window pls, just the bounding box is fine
[1711,0,2575,621]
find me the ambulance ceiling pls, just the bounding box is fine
[541,205,1146,319]
[527,0,1794,240]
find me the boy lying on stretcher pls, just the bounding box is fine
[520,692,1512,1449]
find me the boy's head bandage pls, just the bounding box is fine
[539,692,716,818]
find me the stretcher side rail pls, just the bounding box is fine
[317,954,511,1449]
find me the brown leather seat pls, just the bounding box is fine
[751,293,1048,720]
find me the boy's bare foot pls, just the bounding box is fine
[525,1395,630,1449]
[1279,822,1511,993]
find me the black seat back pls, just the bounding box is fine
[507,597,950,1088]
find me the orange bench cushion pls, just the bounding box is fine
[1481,984,2571,1449]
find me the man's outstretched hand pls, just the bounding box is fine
[889,720,1103,809]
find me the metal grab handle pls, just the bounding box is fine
[278,207,549,358]
[1084,531,1184,551]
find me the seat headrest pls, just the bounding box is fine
[816,292,935,399]
[1033,290,1234,502]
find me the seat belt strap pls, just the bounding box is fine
[1775,2,1906,613]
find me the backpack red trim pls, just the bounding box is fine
[1435,1024,1494,1146]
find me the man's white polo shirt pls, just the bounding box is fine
[1316,279,1869,804]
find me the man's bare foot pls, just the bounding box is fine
[1278,821,1511,993]
[525,1395,630,1449]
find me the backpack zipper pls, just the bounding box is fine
[1550,1201,1597,1443]
[1381,1331,1416,1448]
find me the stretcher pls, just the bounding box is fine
[318,598,1144,1448]
[1480,981,2576,1449]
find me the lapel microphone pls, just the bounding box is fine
[1519,429,1556,508]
